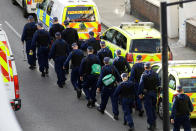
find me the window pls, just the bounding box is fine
[113,32,127,49]
[151,65,160,72]
[168,75,176,90]
[180,78,196,93]
[130,39,161,53]
[39,0,49,11]
[104,29,117,43]
[46,1,54,15]
[66,7,96,22]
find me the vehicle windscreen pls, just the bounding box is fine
[130,39,161,53]
[66,7,96,22]
[180,78,196,93]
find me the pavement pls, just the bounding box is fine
[94,0,196,60]
[0,0,195,131]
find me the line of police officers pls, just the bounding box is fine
[21,15,193,131]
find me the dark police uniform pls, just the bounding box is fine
[49,23,64,41]
[64,48,84,94]
[138,69,160,130]
[129,62,144,114]
[31,29,50,75]
[49,39,69,87]
[21,21,37,67]
[79,53,100,107]
[61,27,79,50]
[113,56,131,74]
[171,94,193,131]
[113,80,136,130]
[81,37,100,54]
[97,64,121,116]
[97,47,113,66]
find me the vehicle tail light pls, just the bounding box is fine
[126,53,134,63]
[169,52,173,60]
[98,24,101,32]
[27,0,32,5]
[14,75,19,99]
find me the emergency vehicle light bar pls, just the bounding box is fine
[168,60,196,65]
[120,22,154,29]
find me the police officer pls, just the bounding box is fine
[30,22,50,77]
[171,86,193,131]
[61,20,79,50]
[21,15,37,70]
[64,43,84,97]
[49,32,69,88]
[81,31,100,54]
[138,62,160,131]
[97,41,113,66]
[79,46,100,107]
[97,57,121,120]
[113,73,135,131]
[49,17,64,41]
[113,49,131,74]
[129,55,144,116]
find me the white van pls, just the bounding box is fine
[0,76,22,131]
[0,25,21,111]
[12,0,43,17]
[36,0,101,40]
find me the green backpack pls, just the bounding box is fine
[91,64,101,75]
[102,74,116,86]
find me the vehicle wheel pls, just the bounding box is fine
[12,0,18,5]
[158,100,163,119]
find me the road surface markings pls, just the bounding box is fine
[4,20,115,121]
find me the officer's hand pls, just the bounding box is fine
[139,94,143,99]
[80,76,83,81]
[171,119,174,124]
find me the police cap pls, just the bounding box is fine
[87,46,93,51]
[176,86,183,91]
[37,22,43,27]
[144,62,151,68]
[121,73,128,78]
[100,41,105,45]
[64,20,69,26]
[55,32,61,37]
[72,43,78,47]
[116,49,121,55]
[28,15,34,20]
[53,17,58,22]
[103,57,110,64]
[89,31,94,36]
[137,55,142,60]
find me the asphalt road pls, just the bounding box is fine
[0,0,196,131]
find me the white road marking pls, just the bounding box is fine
[81,91,115,121]
[4,21,21,38]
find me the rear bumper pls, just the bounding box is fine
[11,99,21,111]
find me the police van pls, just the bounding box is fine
[36,0,101,40]
[0,25,21,111]
[12,0,44,17]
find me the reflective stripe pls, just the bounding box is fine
[0,41,13,82]
[133,54,161,62]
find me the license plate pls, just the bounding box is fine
[34,0,43,3]
[77,29,88,32]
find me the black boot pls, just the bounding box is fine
[138,110,144,117]
[41,72,45,77]
[91,100,96,108]
[76,89,81,99]
[128,126,134,131]
[123,121,127,125]
[87,100,91,108]
[113,115,119,120]
[147,124,155,131]
[45,68,49,75]
[29,65,35,70]
[97,107,104,114]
